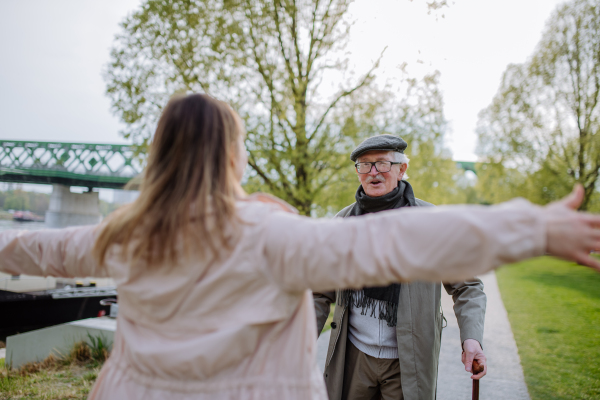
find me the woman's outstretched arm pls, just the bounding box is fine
[0,225,107,278]
[261,186,600,293]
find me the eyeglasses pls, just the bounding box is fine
[355,161,401,174]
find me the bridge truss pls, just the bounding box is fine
[0,141,143,189]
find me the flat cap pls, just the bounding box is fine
[350,134,408,162]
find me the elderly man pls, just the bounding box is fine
[314,134,487,400]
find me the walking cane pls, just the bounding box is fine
[472,359,484,400]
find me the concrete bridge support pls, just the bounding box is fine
[45,184,102,228]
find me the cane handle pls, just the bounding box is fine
[472,359,484,374]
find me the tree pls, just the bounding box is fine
[312,71,470,215]
[385,72,469,206]
[472,162,527,205]
[476,0,600,210]
[106,0,453,215]
[26,191,50,215]
[4,190,30,211]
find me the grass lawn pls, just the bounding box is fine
[0,339,108,399]
[321,303,336,334]
[496,256,600,400]
[0,357,100,400]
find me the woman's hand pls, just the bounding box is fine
[544,185,600,271]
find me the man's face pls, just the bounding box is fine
[356,150,407,197]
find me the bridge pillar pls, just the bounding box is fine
[45,185,102,228]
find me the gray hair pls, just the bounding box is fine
[393,152,409,180]
[393,152,409,165]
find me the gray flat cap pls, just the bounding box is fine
[350,134,408,162]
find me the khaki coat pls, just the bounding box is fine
[314,199,487,400]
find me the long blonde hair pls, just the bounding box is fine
[94,94,243,266]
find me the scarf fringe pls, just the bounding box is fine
[338,289,398,327]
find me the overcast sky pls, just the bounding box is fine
[0,0,565,167]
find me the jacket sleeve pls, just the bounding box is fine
[313,290,336,336]
[0,225,107,278]
[261,199,546,293]
[444,279,487,346]
[311,205,352,336]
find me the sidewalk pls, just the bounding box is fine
[316,329,330,373]
[316,271,530,399]
[437,271,530,399]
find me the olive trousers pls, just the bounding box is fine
[341,342,403,400]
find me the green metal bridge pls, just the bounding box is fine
[0,140,142,189]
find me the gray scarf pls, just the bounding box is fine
[338,181,416,327]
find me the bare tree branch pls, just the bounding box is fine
[308,47,386,143]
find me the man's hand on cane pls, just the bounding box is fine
[462,339,486,380]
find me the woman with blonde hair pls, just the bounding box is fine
[0,93,598,399]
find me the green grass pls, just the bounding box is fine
[321,304,335,334]
[496,256,600,399]
[0,362,99,399]
[0,339,108,399]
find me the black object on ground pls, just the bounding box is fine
[0,287,116,341]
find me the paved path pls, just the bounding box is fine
[437,271,530,399]
[317,329,330,373]
[316,271,530,399]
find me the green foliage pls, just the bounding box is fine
[26,191,50,215]
[0,359,100,400]
[106,0,462,215]
[476,0,600,209]
[99,200,120,217]
[57,336,111,368]
[0,338,110,399]
[474,162,528,205]
[0,189,50,215]
[406,140,469,205]
[3,190,30,211]
[86,334,111,363]
[496,257,600,399]
[372,71,471,206]
[106,0,362,214]
[321,303,335,334]
[312,71,465,214]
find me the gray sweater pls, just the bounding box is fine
[348,302,399,358]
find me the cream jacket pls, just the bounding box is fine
[0,198,545,400]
